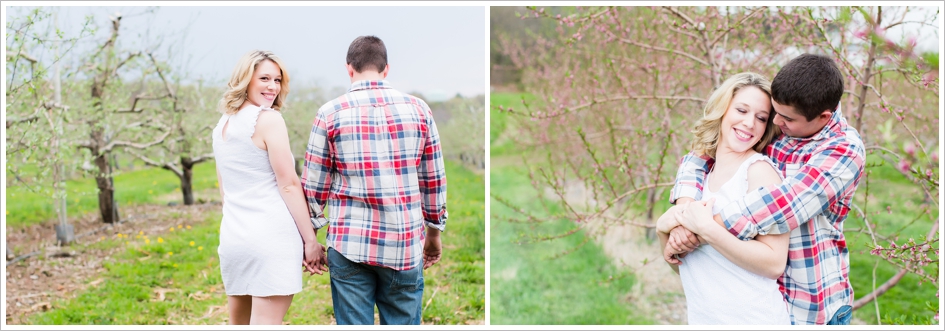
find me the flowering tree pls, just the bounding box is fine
[493,5,938,322]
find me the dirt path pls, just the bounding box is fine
[5,203,218,324]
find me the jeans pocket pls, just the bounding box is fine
[390,266,423,293]
[328,249,362,281]
[828,305,853,325]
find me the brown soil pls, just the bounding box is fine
[5,203,219,324]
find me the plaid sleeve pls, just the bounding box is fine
[669,152,712,204]
[720,138,865,240]
[302,108,333,229]
[418,102,448,231]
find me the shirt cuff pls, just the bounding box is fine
[425,211,448,232]
[311,216,329,230]
[669,186,703,204]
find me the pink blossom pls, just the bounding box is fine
[904,143,916,156]
[931,151,938,163]
[853,29,869,39]
[897,159,911,173]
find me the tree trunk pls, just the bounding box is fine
[180,157,195,205]
[93,146,119,224]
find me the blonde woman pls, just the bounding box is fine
[211,50,328,325]
[656,72,790,324]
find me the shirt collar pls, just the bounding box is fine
[348,80,393,92]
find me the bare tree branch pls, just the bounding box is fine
[103,129,171,152]
[124,148,182,177]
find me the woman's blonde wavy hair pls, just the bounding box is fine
[690,72,780,158]
[217,50,290,115]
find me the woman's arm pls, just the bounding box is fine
[216,165,224,201]
[656,204,689,273]
[676,161,789,279]
[256,110,327,274]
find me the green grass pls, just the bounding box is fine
[21,160,484,325]
[5,161,219,228]
[490,164,646,325]
[489,93,539,157]
[489,93,646,325]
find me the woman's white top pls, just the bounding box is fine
[678,152,791,325]
[212,105,303,296]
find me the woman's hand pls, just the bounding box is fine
[303,241,329,275]
[657,203,686,234]
[674,198,716,235]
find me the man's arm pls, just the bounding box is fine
[302,109,334,230]
[720,140,865,240]
[418,101,448,232]
[669,152,713,204]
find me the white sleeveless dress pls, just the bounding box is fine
[211,105,303,296]
[678,152,791,325]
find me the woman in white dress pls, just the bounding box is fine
[212,50,328,325]
[656,72,791,324]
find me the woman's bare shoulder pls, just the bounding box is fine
[747,156,781,190]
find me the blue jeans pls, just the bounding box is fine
[327,248,424,325]
[826,305,853,325]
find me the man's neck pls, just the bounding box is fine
[351,71,385,83]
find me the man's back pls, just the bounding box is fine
[303,79,448,271]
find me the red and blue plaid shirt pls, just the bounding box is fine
[302,80,448,271]
[670,108,865,325]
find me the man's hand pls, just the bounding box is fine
[303,241,329,276]
[423,228,442,270]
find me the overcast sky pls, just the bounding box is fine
[5,4,487,101]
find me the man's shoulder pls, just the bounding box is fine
[819,125,866,159]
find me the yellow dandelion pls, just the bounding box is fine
[74,198,79,203]
[124,241,129,245]
[5,210,8,215]
[186,225,191,229]
[178,225,183,229]
[139,231,144,235]
[173,263,178,268]
[157,237,164,243]
[136,235,141,239]
[167,252,173,256]
[100,236,105,240]
[189,241,195,246]
[152,181,156,185]
[148,190,153,194]
[145,238,151,244]
[198,246,204,251]
[170,227,175,232]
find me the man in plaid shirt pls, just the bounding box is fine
[668,54,865,325]
[302,35,448,325]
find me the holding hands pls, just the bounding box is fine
[303,240,329,275]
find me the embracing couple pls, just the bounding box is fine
[210,36,448,325]
[658,54,865,325]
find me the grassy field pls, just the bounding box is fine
[490,93,648,325]
[5,161,219,228]
[11,159,484,325]
[489,92,939,325]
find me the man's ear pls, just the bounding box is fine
[346,63,356,78]
[381,64,390,78]
[816,109,832,123]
